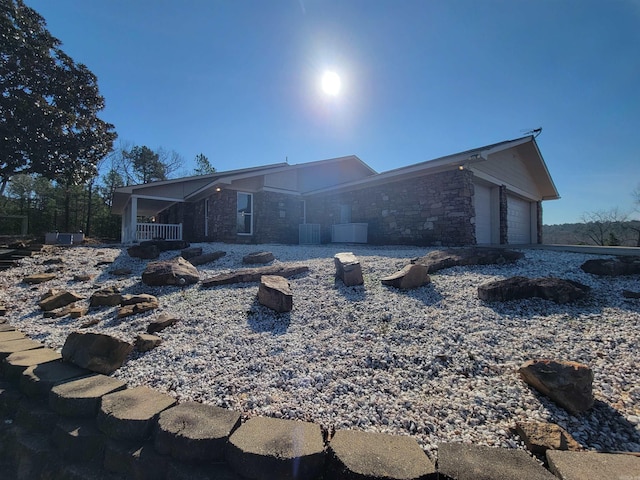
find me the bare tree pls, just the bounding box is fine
[578,208,627,246]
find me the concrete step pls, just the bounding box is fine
[154,401,241,463]
[226,416,325,480]
[2,347,62,380]
[51,417,106,463]
[437,443,557,480]
[19,360,91,398]
[49,373,127,418]
[546,449,640,480]
[0,338,44,360]
[97,386,176,441]
[327,429,436,479]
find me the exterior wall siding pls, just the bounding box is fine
[159,190,301,244]
[305,170,476,246]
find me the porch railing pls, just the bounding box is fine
[136,223,183,241]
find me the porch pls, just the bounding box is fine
[119,194,184,243]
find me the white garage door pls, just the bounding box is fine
[507,195,531,244]
[474,184,492,244]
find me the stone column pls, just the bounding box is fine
[499,185,508,244]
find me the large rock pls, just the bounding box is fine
[180,247,202,259]
[381,264,430,289]
[515,421,583,454]
[140,239,189,252]
[23,273,57,284]
[334,252,364,287]
[127,244,160,259]
[518,359,594,415]
[61,332,133,375]
[147,313,180,334]
[258,275,293,313]
[478,276,590,304]
[39,290,83,311]
[580,256,640,276]
[243,251,275,264]
[202,264,309,287]
[412,247,525,273]
[142,257,199,286]
[89,286,122,307]
[188,251,226,266]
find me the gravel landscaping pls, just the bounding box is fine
[1,242,639,460]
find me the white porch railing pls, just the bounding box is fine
[136,223,183,241]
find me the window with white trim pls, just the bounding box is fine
[237,192,253,235]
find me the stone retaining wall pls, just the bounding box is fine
[1,329,638,479]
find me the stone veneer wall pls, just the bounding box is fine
[305,169,476,246]
[161,191,301,245]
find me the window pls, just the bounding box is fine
[237,192,253,235]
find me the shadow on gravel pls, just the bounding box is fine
[533,395,640,452]
[246,300,291,335]
[382,284,443,307]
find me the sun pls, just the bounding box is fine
[321,70,341,96]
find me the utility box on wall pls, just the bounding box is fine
[331,223,368,243]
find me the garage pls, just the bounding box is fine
[507,195,532,244]
[474,184,492,244]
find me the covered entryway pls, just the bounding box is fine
[507,195,533,244]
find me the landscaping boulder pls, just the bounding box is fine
[147,313,180,333]
[518,359,594,415]
[61,332,133,375]
[117,300,159,319]
[381,264,430,289]
[89,286,122,308]
[142,257,199,286]
[180,247,202,260]
[334,252,364,286]
[135,334,162,352]
[127,244,160,259]
[188,251,226,266]
[515,421,582,454]
[258,275,293,313]
[580,256,640,276]
[39,290,83,311]
[23,273,57,284]
[412,247,525,272]
[243,251,275,264]
[478,276,590,304]
[202,264,309,287]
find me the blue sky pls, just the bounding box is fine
[25,0,640,224]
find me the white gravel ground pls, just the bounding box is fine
[1,242,639,460]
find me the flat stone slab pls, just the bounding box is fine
[19,361,91,398]
[202,264,309,287]
[39,290,83,311]
[381,263,430,289]
[135,333,162,352]
[147,313,180,334]
[328,429,436,479]
[478,276,590,304]
[154,401,241,462]
[97,386,177,441]
[243,251,275,264]
[3,348,62,379]
[437,443,557,480]
[0,323,15,331]
[49,373,127,417]
[62,331,133,375]
[515,421,582,454]
[0,338,44,359]
[188,250,226,266]
[0,330,26,342]
[412,248,525,273]
[546,450,640,480]
[23,273,57,284]
[226,416,325,480]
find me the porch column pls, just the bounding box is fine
[130,196,138,242]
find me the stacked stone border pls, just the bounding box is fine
[2,330,639,479]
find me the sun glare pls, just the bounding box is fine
[321,70,341,96]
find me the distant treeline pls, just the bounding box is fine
[543,221,640,247]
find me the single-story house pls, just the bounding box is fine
[112,135,559,246]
